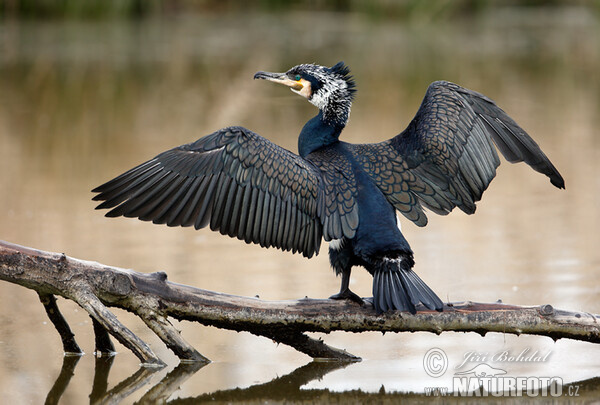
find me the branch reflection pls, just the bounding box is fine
[45,354,600,403]
[138,362,207,403]
[89,355,115,404]
[96,363,158,404]
[45,355,81,405]
[171,360,353,403]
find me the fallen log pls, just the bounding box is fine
[1,240,598,365]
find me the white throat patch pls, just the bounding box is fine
[309,76,348,111]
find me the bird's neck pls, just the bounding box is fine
[298,111,346,157]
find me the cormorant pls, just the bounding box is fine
[92,62,565,314]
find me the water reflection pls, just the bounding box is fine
[42,354,600,403]
[45,355,80,405]
[89,356,115,404]
[1,5,600,403]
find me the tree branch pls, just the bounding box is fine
[1,239,598,364]
[91,316,116,355]
[38,292,83,354]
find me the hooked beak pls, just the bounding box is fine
[254,71,304,91]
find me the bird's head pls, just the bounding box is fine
[254,61,356,126]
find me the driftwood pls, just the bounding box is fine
[1,239,599,366]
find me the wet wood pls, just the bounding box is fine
[1,239,598,364]
[38,292,83,354]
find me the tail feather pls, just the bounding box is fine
[390,271,412,311]
[397,269,422,309]
[374,270,389,312]
[372,259,443,314]
[404,269,444,310]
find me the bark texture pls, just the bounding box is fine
[1,240,598,364]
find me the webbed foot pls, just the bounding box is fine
[329,289,365,306]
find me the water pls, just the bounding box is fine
[1,7,599,403]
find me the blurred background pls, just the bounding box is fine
[1,0,599,402]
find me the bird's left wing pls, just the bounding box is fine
[92,126,324,257]
[352,80,564,227]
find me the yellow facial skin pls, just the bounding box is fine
[254,71,313,99]
[274,77,313,99]
[296,78,312,99]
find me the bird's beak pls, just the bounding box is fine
[254,71,303,91]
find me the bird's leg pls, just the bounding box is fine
[329,267,364,305]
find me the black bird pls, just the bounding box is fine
[92,62,565,314]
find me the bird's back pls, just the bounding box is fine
[306,142,409,255]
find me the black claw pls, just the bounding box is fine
[329,289,364,305]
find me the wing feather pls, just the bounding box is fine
[352,81,564,226]
[305,147,359,241]
[92,126,355,258]
[166,176,201,226]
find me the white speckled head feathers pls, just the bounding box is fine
[287,62,356,126]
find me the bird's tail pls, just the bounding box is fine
[372,258,443,314]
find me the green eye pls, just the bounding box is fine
[294,74,301,81]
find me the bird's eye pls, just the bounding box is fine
[294,74,301,81]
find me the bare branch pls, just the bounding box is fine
[75,290,165,366]
[38,292,83,354]
[138,308,209,362]
[1,239,599,365]
[91,317,115,355]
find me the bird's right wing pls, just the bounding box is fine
[92,126,345,258]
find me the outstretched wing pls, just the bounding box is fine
[92,126,334,258]
[354,80,564,226]
[305,146,359,241]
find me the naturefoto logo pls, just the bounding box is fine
[455,363,507,378]
[422,348,575,397]
[452,362,561,397]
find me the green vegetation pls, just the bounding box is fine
[1,0,598,20]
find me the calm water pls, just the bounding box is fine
[1,7,600,403]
